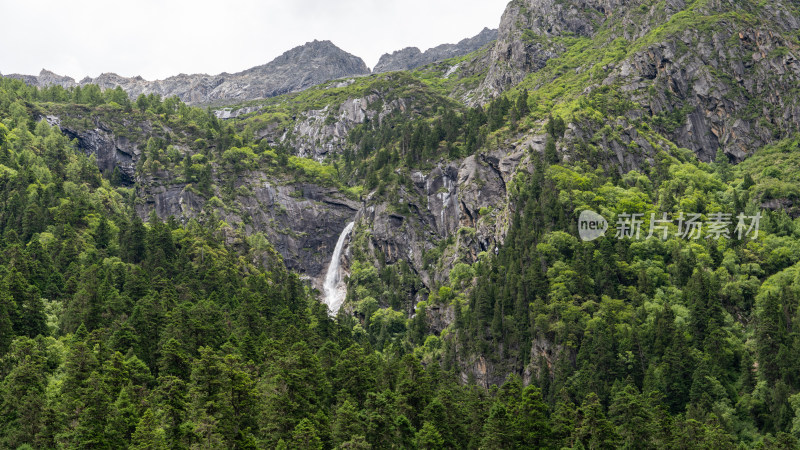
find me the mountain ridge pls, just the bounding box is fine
[4,40,371,106]
[373,27,498,73]
[2,29,500,107]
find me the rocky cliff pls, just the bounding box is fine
[604,2,800,162]
[478,0,800,163]
[34,104,364,292]
[6,40,370,105]
[373,28,498,73]
[139,175,360,282]
[354,148,524,293]
[479,0,689,96]
[34,69,513,304]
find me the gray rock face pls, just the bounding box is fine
[46,115,143,184]
[480,0,682,96]
[37,69,77,88]
[480,0,610,96]
[606,23,800,162]
[135,174,360,285]
[61,126,140,184]
[373,28,498,73]
[480,0,800,163]
[40,111,361,287]
[330,124,626,387]
[5,40,371,105]
[355,147,523,295]
[286,93,412,160]
[217,92,392,162]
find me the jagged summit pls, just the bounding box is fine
[373,27,498,73]
[4,28,499,105]
[4,40,371,105]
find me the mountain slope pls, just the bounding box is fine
[36,71,460,292]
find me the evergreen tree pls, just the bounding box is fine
[545,135,559,164]
[130,408,169,450]
[289,418,323,450]
[572,393,619,449]
[415,421,445,450]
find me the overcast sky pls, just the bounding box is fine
[0,0,509,80]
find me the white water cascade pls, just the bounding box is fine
[323,221,355,315]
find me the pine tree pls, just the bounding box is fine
[544,135,559,165]
[0,286,14,355]
[158,338,190,379]
[122,214,147,264]
[105,385,143,447]
[572,392,619,449]
[480,403,511,448]
[332,399,363,447]
[516,89,530,118]
[290,418,323,450]
[756,291,786,384]
[130,408,169,450]
[415,421,445,450]
[608,383,653,448]
[95,215,111,250]
[514,385,552,447]
[0,337,48,448]
[71,370,112,448]
[151,375,188,446]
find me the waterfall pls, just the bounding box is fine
[323,221,355,315]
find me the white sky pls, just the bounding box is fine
[0,0,509,80]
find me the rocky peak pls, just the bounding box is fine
[373,48,423,73]
[3,40,371,106]
[243,40,369,77]
[37,69,76,87]
[373,28,498,73]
